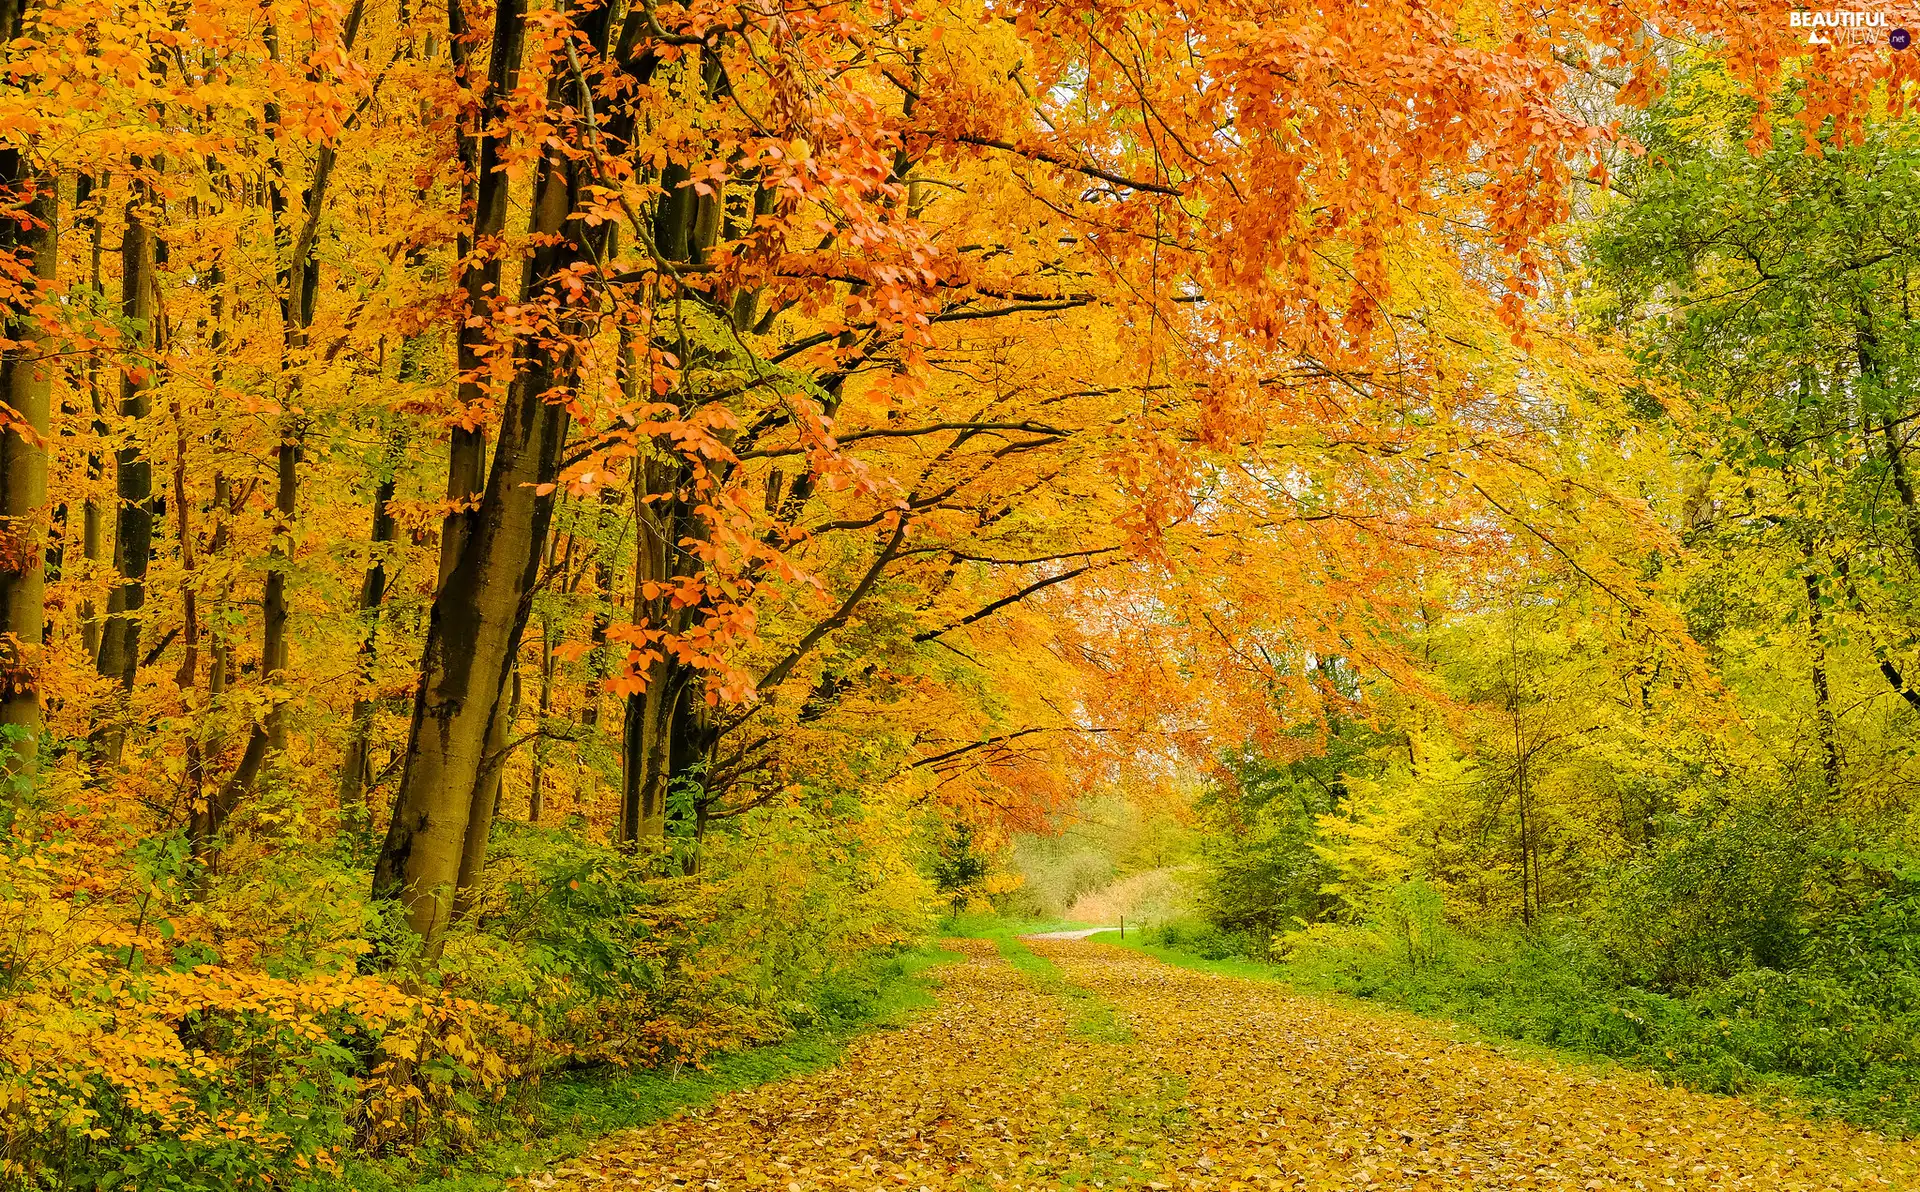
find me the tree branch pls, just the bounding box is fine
[756,517,911,693]
[913,565,1092,642]
[954,135,1182,197]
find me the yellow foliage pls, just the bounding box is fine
[0,839,528,1183]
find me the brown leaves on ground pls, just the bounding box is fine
[527,940,1920,1192]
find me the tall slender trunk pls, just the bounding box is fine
[1784,372,1842,803]
[620,52,723,844]
[1514,740,1533,925]
[451,651,524,924]
[337,450,398,830]
[1803,561,1842,802]
[375,0,614,944]
[77,173,106,660]
[208,3,367,832]
[0,147,56,770]
[184,242,234,879]
[206,472,235,698]
[579,481,622,731]
[94,171,159,759]
[621,455,684,844]
[453,644,520,922]
[530,616,553,824]
[186,470,235,878]
[170,404,196,693]
[669,681,715,872]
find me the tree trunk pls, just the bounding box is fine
[76,172,106,660]
[452,651,520,924]
[337,455,398,830]
[375,377,573,941]
[0,151,56,770]
[94,172,158,758]
[669,686,716,872]
[375,0,612,944]
[439,0,528,589]
[186,470,237,879]
[530,614,553,824]
[394,0,529,913]
[621,457,689,843]
[1803,563,1842,802]
[619,71,725,843]
[579,481,621,732]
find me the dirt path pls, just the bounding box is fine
[525,939,1920,1191]
[1022,927,1118,940]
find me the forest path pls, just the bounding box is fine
[523,940,1920,1191]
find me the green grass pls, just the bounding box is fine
[343,946,961,1191]
[938,911,1093,940]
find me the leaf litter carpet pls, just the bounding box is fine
[525,939,1920,1190]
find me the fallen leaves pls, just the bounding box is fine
[526,941,1920,1191]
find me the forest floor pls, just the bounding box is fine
[519,939,1920,1192]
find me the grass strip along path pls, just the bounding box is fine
[522,939,1920,1191]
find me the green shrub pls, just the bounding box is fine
[1593,804,1813,989]
[1145,917,1261,961]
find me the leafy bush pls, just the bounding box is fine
[445,804,932,1074]
[1194,753,1346,942]
[1145,916,1262,961]
[1593,804,1814,989]
[1375,878,1446,972]
[0,832,529,1191]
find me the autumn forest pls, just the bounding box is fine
[6,0,1920,1186]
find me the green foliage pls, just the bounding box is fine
[445,806,933,1073]
[1592,803,1813,988]
[1141,917,1262,961]
[1193,747,1352,941]
[1376,878,1446,973]
[931,823,991,913]
[1285,914,1920,1134]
